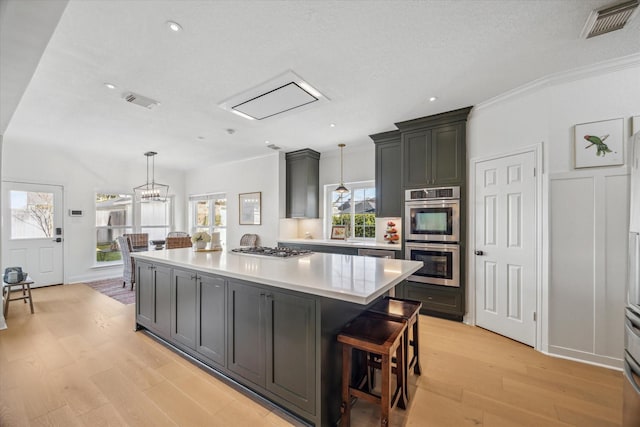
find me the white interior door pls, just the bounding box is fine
[2,182,64,287]
[474,151,536,346]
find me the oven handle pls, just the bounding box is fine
[625,354,640,395]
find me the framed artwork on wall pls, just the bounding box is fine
[239,192,261,225]
[331,225,346,240]
[574,118,624,168]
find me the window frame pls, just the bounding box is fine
[325,180,376,241]
[188,193,227,247]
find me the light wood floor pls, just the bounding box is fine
[0,284,622,427]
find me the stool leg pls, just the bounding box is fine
[412,317,422,375]
[22,283,27,303]
[396,335,407,410]
[340,345,352,427]
[381,353,390,427]
[26,283,34,314]
[4,287,10,317]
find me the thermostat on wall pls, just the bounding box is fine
[69,209,83,217]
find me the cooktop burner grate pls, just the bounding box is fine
[231,246,313,258]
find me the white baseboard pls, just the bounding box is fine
[547,345,622,371]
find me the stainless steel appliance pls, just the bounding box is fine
[357,248,396,259]
[231,246,312,258]
[405,186,460,242]
[624,131,640,426]
[405,242,459,287]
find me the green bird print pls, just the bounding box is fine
[584,134,612,156]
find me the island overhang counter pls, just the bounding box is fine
[131,248,422,426]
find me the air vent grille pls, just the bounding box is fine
[582,0,639,38]
[267,144,281,150]
[123,92,160,109]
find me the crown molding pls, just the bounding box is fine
[475,53,640,112]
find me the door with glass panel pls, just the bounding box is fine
[2,182,64,287]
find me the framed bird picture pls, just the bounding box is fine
[574,118,624,168]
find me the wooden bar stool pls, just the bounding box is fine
[338,313,407,427]
[368,296,422,405]
[3,276,34,317]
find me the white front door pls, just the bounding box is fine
[2,182,64,287]
[474,151,536,346]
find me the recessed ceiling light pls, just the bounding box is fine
[104,83,116,89]
[330,123,336,128]
[265,140,270,144]
[167,21,182,32]
[429,96,438,102]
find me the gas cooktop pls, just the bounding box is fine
[231,246,313,258]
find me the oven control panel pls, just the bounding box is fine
[406,186,460,201]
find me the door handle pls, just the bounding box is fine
[475,250,484,256]
[52,237,62,243]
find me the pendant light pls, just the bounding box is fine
[335,143,349,194]
[133,151,169,202]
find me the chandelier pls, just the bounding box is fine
[335,143,349,194]
[133,151,169,202]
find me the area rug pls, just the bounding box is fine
[85,278,135,305]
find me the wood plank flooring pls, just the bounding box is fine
[0,284,622,426]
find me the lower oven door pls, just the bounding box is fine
[404,242,460,287]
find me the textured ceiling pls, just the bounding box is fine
[3,0,640,170]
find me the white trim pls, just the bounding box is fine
[546,345,622,370]
[475,53,640,112]
[466,143,544,352]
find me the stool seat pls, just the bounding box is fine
[338,313,407,427]
[3,276,35,317]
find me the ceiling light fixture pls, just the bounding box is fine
[298,81,323,98]
[265,140,270,144]
[104,83,116,89]
[330,123,336,128]
[429,96,438,102]
[167,21,182,32]
[133,151,169,202]
[230,110,255,121]
[335,144,349,194]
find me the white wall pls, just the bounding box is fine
[468,57,640,368]
[2,141,186,283]
[184,152,283,248]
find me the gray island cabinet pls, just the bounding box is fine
[132,248,421,426]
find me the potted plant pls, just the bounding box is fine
[191,231,211,250]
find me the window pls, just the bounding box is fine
[326,181,376,240]
[95,193,133,263]
[10,190,54,239]
[189,193,227,247]
[95,193,173,263]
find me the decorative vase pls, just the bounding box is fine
[195,240,207,250]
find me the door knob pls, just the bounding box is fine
[52,237,62,243]
[475,250,484,256]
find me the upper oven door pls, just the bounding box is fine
[405,199,460,242]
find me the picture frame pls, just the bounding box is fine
[239,192,261,225]
[574,118,624,168]
[331,225,346,240]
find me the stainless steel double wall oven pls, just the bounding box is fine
[404,186,461,287]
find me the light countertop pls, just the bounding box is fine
[278,238,402,251]
[132,248,421,305]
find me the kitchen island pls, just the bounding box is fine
[131,248,422,426]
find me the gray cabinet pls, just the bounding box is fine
[227,279,316,414]
[266,291,316,414]
[136,260,171,335]
[286,149,320,218]
[227,280,266,386]
[370,130,402,217]
[404,281,464,321]
[197,275,226,367]
[396,107,471,189]
[171,268,198,349]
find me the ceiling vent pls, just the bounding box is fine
[581,0,639,38]
[219,70,329,120]
[123,92,160,109]
[266,143,281,150]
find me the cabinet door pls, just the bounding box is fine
[197,274,226,367]
[171,268,197,349]
[266,291,316,414]
[431,123,465,186]
[404,282,463,317]
[402,130,431,188]
[136,261,154,326]
[375,139,402,217]
[227,280,266,387]
[154,264,171,336]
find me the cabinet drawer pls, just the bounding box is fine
[404,282,463,316]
